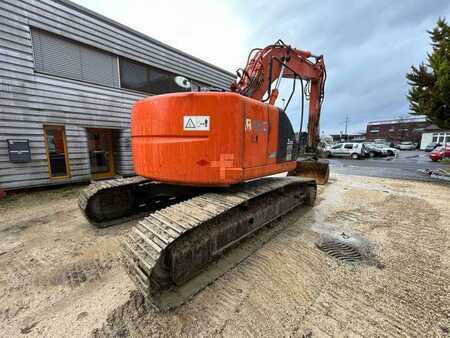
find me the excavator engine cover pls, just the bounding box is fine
[132,92,299,186]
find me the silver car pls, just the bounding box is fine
[397,141,416,150]
[372,144,399,157]
[328,143,365,159]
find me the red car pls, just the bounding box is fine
[429,145,450,161]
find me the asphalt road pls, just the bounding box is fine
[329,150,450,182]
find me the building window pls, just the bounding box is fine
[438,134,445,143]
[44,125,70,178]
[370,129,379,133]
[191,80,210,92]
[119,57,190,94]
[432,133,438,142]
[31,28,119,87]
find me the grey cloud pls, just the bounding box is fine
[76,0,450,134]
[232,0,450,133]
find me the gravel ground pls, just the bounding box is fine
[0,174,449,337]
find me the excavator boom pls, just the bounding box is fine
[231,39,326,151]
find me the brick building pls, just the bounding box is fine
[329,133,366,143]
[365,117,429,144]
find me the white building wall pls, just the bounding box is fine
[421,131,450,149]
[420,133,433,150]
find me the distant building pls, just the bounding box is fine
[419,125,450,149]
[365,117,429,144]
[329,133,366,143]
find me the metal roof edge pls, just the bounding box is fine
[367,116,427,126]
[54,0,236,79]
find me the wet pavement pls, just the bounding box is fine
[329,150,449,182]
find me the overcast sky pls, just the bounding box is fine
[74,0,449,134]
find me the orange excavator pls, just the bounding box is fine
[79,40,328,308]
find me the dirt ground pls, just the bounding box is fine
[0,174,449,337]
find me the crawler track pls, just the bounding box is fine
[78,177,202,228]
[121,177,316,309]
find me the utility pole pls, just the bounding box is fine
[344,115,349,141]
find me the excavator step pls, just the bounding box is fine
[121,176,316,309]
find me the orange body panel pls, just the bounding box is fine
[131,92,296,186]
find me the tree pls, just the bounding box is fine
[406,18,450,129]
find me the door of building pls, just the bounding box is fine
[87,128,115,179]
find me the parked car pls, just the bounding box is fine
[363,143,384,158]
[424,142,441,152]
[372,144,399,157]
[374,140,395,148]
[328,142,365,159]
[396,141,416,150]
[429,145,450,161]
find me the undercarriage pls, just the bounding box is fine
[119,177,316,309]
[78,163,322,309]
[78,176,204,227]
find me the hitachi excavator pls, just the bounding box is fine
[78,40,329,308]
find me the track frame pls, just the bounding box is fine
[121,177,316,309]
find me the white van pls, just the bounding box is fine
[328,143,365,159]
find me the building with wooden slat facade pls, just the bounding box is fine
[0,0,235,189]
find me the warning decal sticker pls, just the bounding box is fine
[183,116,210,131]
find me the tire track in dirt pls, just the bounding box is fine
[6,175,446,337]
[91,208,331,337]
[307,192,450,337]
[93,178,450,337]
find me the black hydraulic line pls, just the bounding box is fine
[283,75,296,111]
[265,56,307,141]
[266,57,306,104]
[263,57,274,102]
[299,77,305,135]
[319,66,327,109]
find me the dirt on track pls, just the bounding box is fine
[0,174,449,337]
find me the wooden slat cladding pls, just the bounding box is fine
[0,0,234,189]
